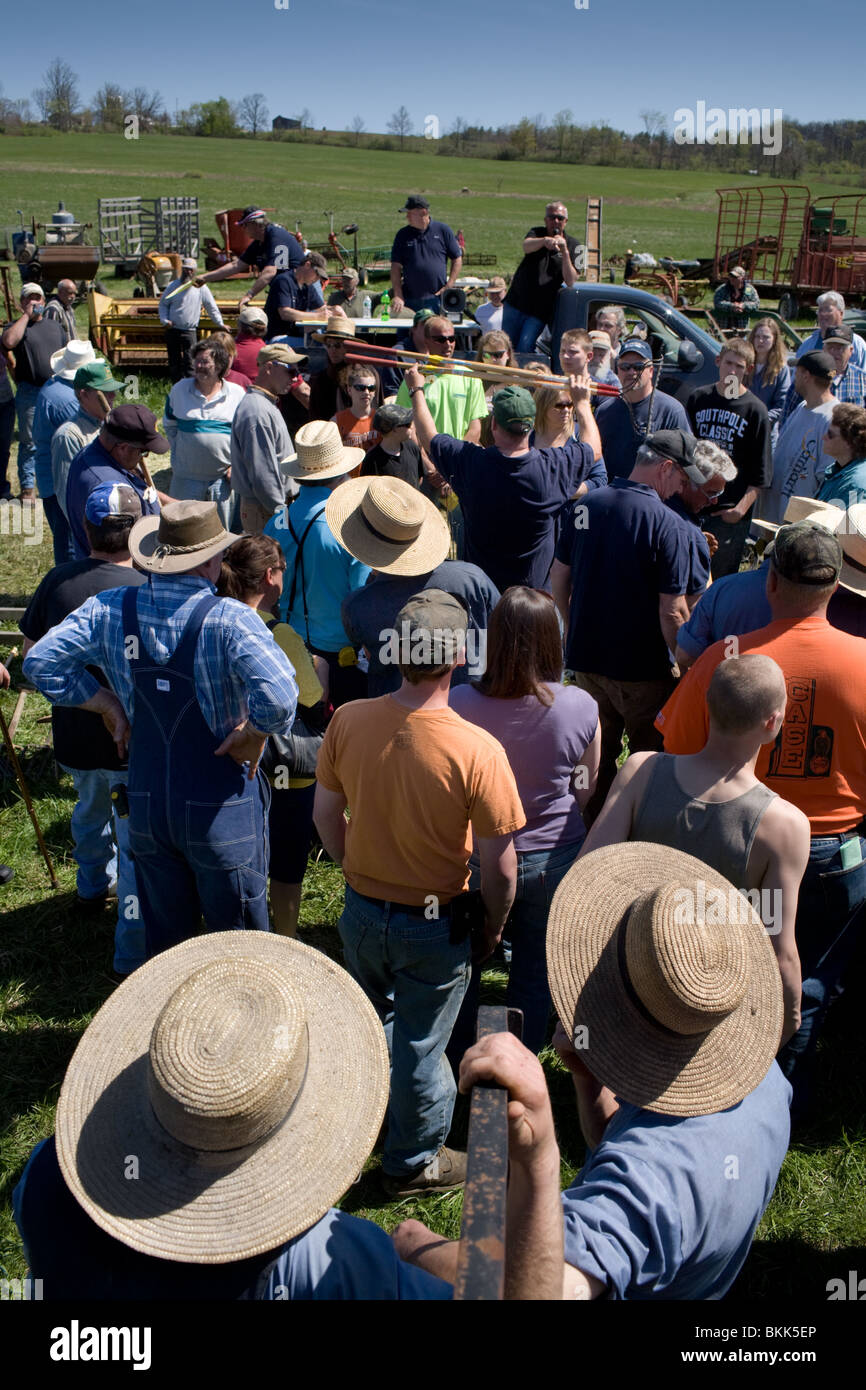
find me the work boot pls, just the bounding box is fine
[0,865,14,886]
[381,1145,467,1198]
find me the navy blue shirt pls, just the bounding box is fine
[431,434,594,592]
[665,495,711,597]
[595,391,689,479]
[65,437,161,560]
[238,223,305,274]
[557,478,691,680]
[264,271,324,340]
[390,220,461,302]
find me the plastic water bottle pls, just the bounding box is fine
[380,290,390,321]
[362,294,372,319]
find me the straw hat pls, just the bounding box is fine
[752,495,866,597]
[312,318,356,343]
[326,476,451,575]
[49,339,97,380]
[283,420,365,481]
[54,931,389,1263]
[129,500,237,574]
[547,843,783,1117]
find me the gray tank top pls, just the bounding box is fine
[631,754,777,886]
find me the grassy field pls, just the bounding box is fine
[1,131,855,279]
[1,511,865,1298]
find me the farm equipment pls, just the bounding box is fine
[203,207,279,275]
[89,289,241,370]
[713,184,866,319]
[98,197,200,277]
[2,204,100,294]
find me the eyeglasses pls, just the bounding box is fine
[429,334,455,344]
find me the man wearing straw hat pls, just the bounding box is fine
[12,930,455,1299]
[265,420,370,708]
[657,516,866,1110]
[24,501,300,960]
[315,588,524,1197]
[395,842,792,1299]
[335,473,499,698]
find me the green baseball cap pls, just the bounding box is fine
[74,360,126,392]
[772,521,842,586]
[492,385,537,432]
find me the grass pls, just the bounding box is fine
[1,515,864,1297]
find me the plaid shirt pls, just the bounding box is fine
[833,363,866,407]
[23,574,298,740]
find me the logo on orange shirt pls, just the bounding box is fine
[767,676,834,779]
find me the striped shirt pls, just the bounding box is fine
[164,377,246,482]
[22,574,298,741]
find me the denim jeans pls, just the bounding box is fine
[404,294,441,315]
[338,884,471,1175]
[502,304,547,354]
[170,472,234,531]
[777,832,866,1110]
[0,396,14,498]
[14,381,39,491]
[58,765,145,974]
[42,492,74,565]
[448,840,582,1061]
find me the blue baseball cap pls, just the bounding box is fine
[618,336,653,362]
[84,482,143,525]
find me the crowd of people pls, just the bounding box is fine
[2,195,866,1302]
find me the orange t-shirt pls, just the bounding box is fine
[334,409,382,454]
[655,617,866,834]
[316,695,526,903]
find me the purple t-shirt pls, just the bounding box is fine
[450,682,598,852]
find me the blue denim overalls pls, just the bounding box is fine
[121,585,270,958]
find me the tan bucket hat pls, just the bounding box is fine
[49,339,97,380]
[752,495,866,597]
[284,420,365,481]
[129,500,237,574]
[326,476,451,575]
[312,317,357,343]
[547,843,783,1117]
[55,931,389,1263]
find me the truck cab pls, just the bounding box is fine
[549,284,723,402]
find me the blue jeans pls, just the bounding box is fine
[58,765,144,974]
[0,396,14,498]
[502,304,547,354]
[338,884,470,1175]
[170,472,233,531]
[42,492,74,565]
[777,831,866,1109]
[404,294,441,315]
[449,840,582,1060]
[14,381,38,491]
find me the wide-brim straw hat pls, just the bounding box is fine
[752,495,866,597]
[129,500,237,575]
[283,420,365,481]
[55,931,389,1264]
[312,318,357,343]
[49,339,97,380]
[326,476,451,575]
[547,843,783,1117]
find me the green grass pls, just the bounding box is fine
[1,516,864,1295]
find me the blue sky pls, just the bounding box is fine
[3,0,864,134]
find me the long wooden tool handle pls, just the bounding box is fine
[0,701,59,889]
[96,391,158,495]
[453,1004,524,1301]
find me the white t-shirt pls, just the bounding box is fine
[474,300,504,334]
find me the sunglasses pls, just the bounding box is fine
[481,350,508,361]
[429,334,456,344]
[553,400,573,409]
[351,383,376,392]
[546,213,567,221]
[618,361,650,373]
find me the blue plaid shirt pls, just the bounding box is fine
[23,574,298,740]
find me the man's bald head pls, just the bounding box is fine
[707,655,787,736]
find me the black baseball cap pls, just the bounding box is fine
[401,196,430,211]
[645,429,698,472]
[105,404,170,454]
[797,350,836,382]
[772,521,842,586]
[822,325,854,347]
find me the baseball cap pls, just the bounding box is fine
[413,308,436,327]
[492,385,536,431]
[618,337,653,362]
[236,206,267,226]
[401,196,430,211]
[340,267,360,282]
[822,325,854,346]
[771,521,842,586]
[20,283,44,300]
[105,404,170,454]
[589,330,612,349]
[238,305,268,330]
[74,361,126,392]
[487,276,507,293]
[729,265,747,278]
[84,481,143,525]
[394,589,468,667]
[797,350,836,382]
[182,257,197,271]
[645,429,698,473]
[257,343,308,368]
[373,403,413,433]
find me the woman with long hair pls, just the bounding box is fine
[475,330,517,445]
[450,586,600,1052]
[818,402,866,509]
[532,384,575,449]
[748,318,792,440]
[218,533,328,938]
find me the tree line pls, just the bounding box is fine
[2,63,865,180]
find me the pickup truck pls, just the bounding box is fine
[547,284,723,402]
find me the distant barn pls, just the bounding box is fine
[272,115,302,131]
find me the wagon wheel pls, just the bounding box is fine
[778,292,800,322]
